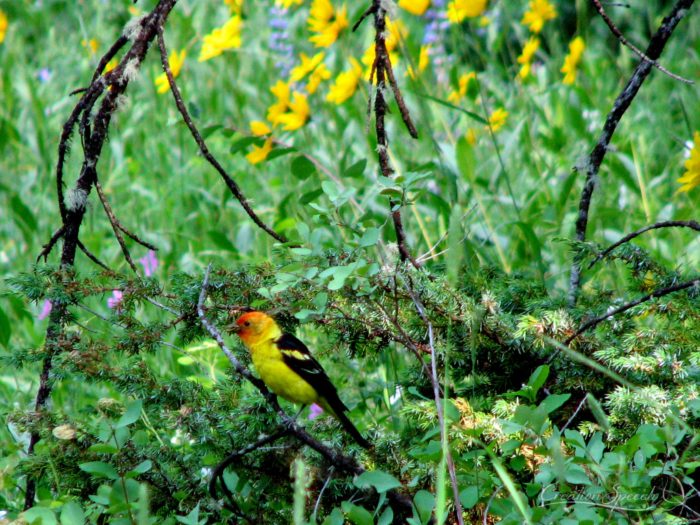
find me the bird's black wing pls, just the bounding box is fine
[276,332,372,449]
[276,332,348,412]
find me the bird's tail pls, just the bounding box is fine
[319,399,373,449]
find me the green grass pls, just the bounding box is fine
[1,0,699,523]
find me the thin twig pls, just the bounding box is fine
[589,220,700,268]
[94,180,139,272]
[401,277,465,525]
[565,276,699,346]
[591,0,693,84]
[561,394,588,432]
[37,226,65,263]
[156,29,289,245]
[77,239,112,271]
[568,0,695,305]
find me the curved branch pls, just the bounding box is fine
[565,276,700,345]
[156,29,290,245]
[568,0,695,305]
[589,220,700,268]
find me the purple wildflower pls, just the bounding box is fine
[423,0,448,82]
[268,5,293,77]
[139,250,158,277]
[107,290,123,310]
[38,299,52,320]
[38,68,52,83]
[308,403,324,420]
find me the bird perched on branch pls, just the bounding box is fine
[228,311,372,449]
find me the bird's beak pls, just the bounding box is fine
[225,322,241,334]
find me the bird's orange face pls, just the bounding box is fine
[231,311,277,345]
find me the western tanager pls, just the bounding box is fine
[229,311,371,449]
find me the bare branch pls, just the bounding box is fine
[589,220,700,268]
[565,276,700,346]
[568,0,695,305]
[156,29,290,245]
[591,0,693,84]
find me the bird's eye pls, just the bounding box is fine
[244,321,250,327]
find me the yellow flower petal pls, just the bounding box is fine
[199,16,242,62]
[246,138,273,164]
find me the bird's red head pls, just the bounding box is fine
[231,311,280,346]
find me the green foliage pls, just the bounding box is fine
[2,0,700,523]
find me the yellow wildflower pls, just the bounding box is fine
[277,92,310,131]
[306,63,331,94]
[277,0,303,7]
[521,0,556,33]
[82,38,99,55]
[466,128,477,145]
[447,0,488,24]
[407,45,430,79]
[199,16,242,62]
[447,72,476,103]
[250,121,272,136]
[224,0,244,13]
[487,108,508,132]
[399,0,430,16]
[517,37,540,80]
[246,138,274,164]
[678,132,700,193]
[290,52,326,82]
[326,58,363,104]
[155,49,186,94]
[308,0,348,48]
[267,80,292,125]
[0,9,8,44]
[561,36,585,85]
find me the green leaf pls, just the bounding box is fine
[300,188,323,204]
[321,508,344,525]
[116,399,143,428]
[455,137,475,181]
[459,486,479,509]
[358,227,380,248]
[564,466,592,485]
[24,507,57,525]
[126,460,153,478]
[344,159,367,179]
[79,461,119,480]
[0,307,10,348]
[539,393,570,414]
[291,155,316,180]
[230,137,258,154]
[354,470,402,493]
[87,443,119,454]
[413,490,434,525]
[377,507,393,525]
[528,365,549,394]
[11,194,37,232]
[419,92,487,123]
[207,231,236,252]
[60,501,85,525]
[341,501,373,525]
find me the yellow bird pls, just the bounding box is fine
[229,311,371,449]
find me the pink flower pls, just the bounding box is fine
[139,250,158,277]
[107,290,123,310]
[308,403,324,420]
[38,300,52,320]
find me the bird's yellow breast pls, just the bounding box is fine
[249,339,319,406]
